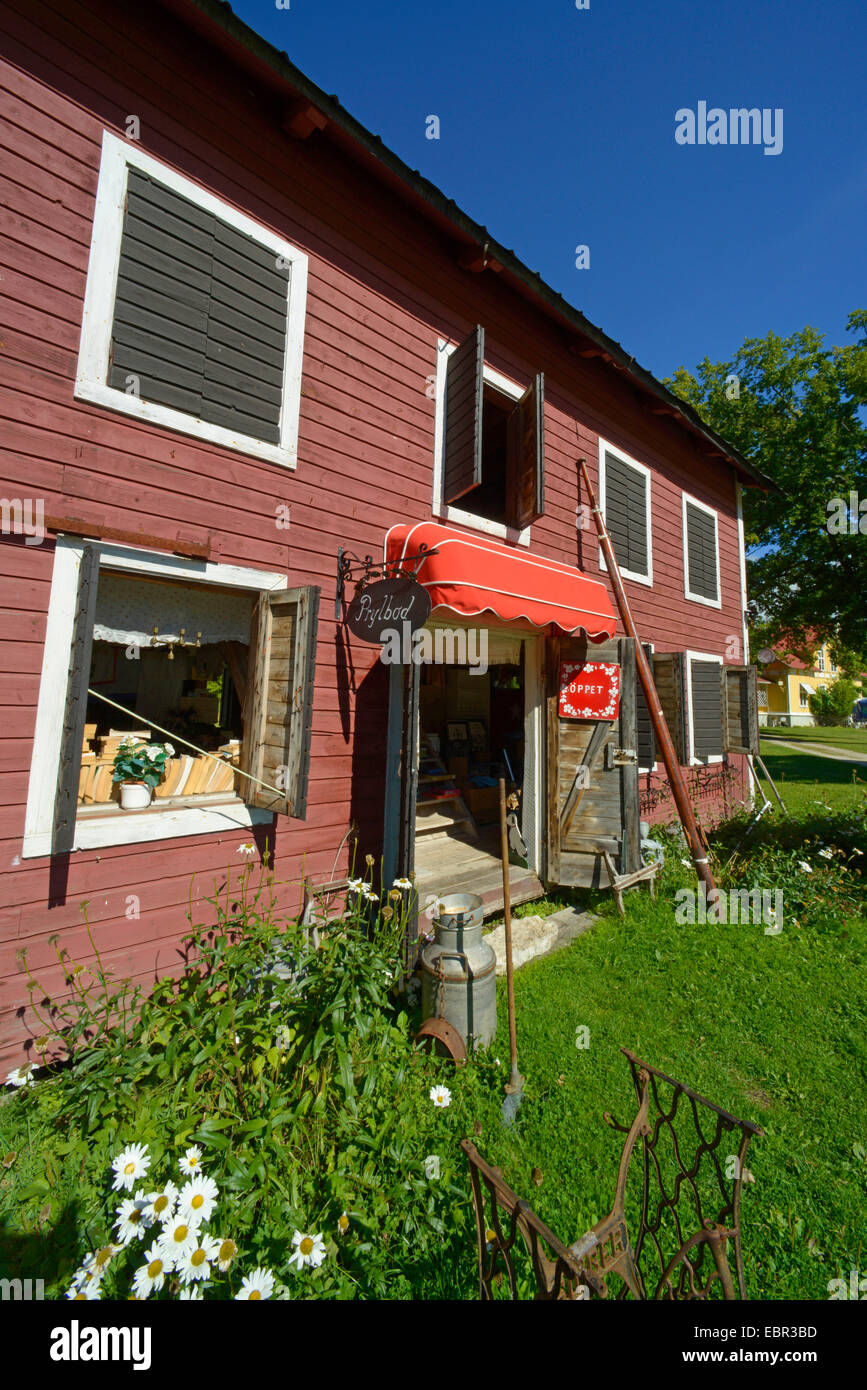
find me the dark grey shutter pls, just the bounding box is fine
[53,544,99,854]
[690,660,723,762]
[443,325,484,504]
[506,373,545,529]
[604,453,648,576]
[636,642,656,770]
[109,171,287,444]
[684,501,719,601]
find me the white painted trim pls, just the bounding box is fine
[735,481,749,664]
[432,338,531,547]
[681,491,722,609]
[21,540,286,858]
[597,438,654,587]
[684,649,724,765]
[75,130,308,470]
[523,632,543,875]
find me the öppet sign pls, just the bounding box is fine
[559,661,621,720]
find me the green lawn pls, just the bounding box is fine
[756,740,867,816]
[761,726,867,754]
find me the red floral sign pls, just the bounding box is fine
[558,661,620,720]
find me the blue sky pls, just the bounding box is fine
[234,0,866,382]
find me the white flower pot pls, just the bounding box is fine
[120,781,153,810]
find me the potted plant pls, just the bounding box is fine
[112,738,175,809]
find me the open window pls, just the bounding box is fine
[23,538,320,857]
[435,327,544,535]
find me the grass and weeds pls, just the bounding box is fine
[761,726,867,753]
[1,780,864,1301]
[756,742,867,816]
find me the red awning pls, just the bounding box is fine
[384,522,617,640]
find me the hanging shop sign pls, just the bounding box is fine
[346,576,432,644]
[559,661,621,720]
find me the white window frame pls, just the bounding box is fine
[681,492,722,609]
[597,439,653,587]
[816,648,826,672]
[75,130,308,470]
[22,537,287,858]
[685,650,724,766]
[432,338,531,547]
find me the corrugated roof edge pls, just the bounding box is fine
[162,0,781,495]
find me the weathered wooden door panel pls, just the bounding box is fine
[546,634,640,889]
[722,664,759,756]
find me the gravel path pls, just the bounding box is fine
[762,738,867,764]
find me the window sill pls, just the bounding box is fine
[21,798,274,858]
[434,502,531,547]
[684,589,723,609]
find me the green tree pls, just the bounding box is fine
[666,312,867,669]
[809,679,858,726]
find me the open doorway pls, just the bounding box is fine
[412,621,543,914]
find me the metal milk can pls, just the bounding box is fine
[420,893,497,1049]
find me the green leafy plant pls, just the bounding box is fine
[111,737,175,788]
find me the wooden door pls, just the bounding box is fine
[546,634,640,888]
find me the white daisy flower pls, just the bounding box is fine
[392,877,413,890]
[177,1232,220,1284]
[157,1217,200,1268]
[235,1266,275,1299]
[6,1063,37,1088]
[429,1085,452,1108]
[178,1145,204,1177]
[111,1142,151,1193]
[177,1174,219,1224]
[798,861,813,874]
[143,1180,179,1226]
[337,1211,350,1236]
[818,847,834,859]
[214,1237,238,1272]
[288,1231,326,1271]
[132,1243,169,1297]
[347,878,364,892]
[71,1255,105,1292]
[179,1285,204,1299]
[237,843,255,857]
[66,1280,101,1300]
[114,1192,152,1244]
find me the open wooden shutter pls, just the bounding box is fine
[443,325,484,504]
[506,373,545,529]
[546,634,640,888]
[722,663,759,755]
[52,542,99,854]
[242,585,320,817]
[652,652,687,764]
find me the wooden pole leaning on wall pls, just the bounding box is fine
[577,457,718,899]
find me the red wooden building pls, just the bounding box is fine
[0,0,771,1070]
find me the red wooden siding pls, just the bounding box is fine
[0,0,750,1067]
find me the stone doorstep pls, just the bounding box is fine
[485,906,598,977]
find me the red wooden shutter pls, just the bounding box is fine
[443,325,484,504]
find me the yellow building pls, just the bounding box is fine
[759,640,860,726]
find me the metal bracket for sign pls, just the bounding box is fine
[334,544,439,621]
